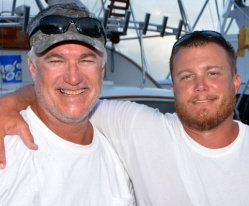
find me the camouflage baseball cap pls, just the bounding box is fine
[28,3,106,54]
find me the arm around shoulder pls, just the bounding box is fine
[0,84,38,169]
[90,99,146,142]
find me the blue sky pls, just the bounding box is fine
[1,0,243,79]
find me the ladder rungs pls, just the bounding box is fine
[109,0,128,3]
[107,5,128,10]
[109,13,126,17]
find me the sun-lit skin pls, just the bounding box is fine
[27,43,105,145]
[171,43,241,149]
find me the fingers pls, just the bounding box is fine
[0,130,6,169]
[0,119,38,170]
[18,123,38,150]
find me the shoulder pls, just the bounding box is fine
[3,106,36,167]
[2,134,29,180]
[236,120,249,129]
[94,99,182,123]
[93,99,172,116]
[20,106,35,123]
[237,121,249,134]
[92,99,142,112]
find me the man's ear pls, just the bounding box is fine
[27,57,36,81]
[233,74,241,95]
[101,67,105,79]
[171,84,175,94]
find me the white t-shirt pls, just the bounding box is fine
[0,106,135,206]
[90,100,249,206]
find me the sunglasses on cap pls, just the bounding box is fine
[28,14,106,46]
[173,30,227,49]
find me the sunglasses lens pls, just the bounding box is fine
[77,18,102,37]
[202,31,221,38]
[173,34,191,48]
[173,31,225,49]
[40,16,68,34]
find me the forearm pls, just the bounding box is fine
[0,85,35,112]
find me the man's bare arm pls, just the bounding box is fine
[0,85,38,169]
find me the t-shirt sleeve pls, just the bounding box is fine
[0,135,29,201]
[90,99,141,144]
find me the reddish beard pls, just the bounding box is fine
[175,91,236,131]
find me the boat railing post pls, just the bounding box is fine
[22,6,30,33]
[11,0,17,16]
[177,0,192,32]
[142,13,150,35]
[139,29,146,88]
[34,0,45,11]
[160,16,168,37]
[129,2,150,75]
[103,9,110,30]
[176,20,183,39]
[122,11,131,35]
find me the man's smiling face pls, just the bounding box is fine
[29,42,104,124]
[171,42,241,131]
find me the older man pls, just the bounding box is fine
[0,31,249,205]
[0,3,135,206]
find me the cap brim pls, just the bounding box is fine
[34,32,106,54]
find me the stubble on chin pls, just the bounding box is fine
[34,77,103,124]
[175,93,236,132]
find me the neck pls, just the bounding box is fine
[31,102,93,145]
[182,115,239,149]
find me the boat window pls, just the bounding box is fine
[132,100,175,114]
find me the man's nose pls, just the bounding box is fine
[194,76,209,92]
[63,62,83,85]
